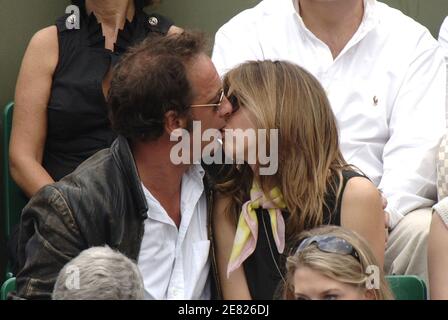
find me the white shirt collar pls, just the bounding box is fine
[185,164,206,182]
[290,0,379,52]
[141,164,205,224]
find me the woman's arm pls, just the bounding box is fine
[428,212,448,300]
[341,177,386,268]
[9,26,59,197]
[213,193,252,299]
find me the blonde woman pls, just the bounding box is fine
[213,60,385,299]
[283,226,394,300]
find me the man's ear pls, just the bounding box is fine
[164,110,188,137]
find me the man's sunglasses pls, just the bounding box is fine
[190,89,240,113]
[293,235,361,263]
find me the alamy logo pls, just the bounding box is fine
[65,5,80,30]
[170,121,279,175]
[365,265,380,290]
[65,265,80,290]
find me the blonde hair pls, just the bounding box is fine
[218,60,353,236]
[283,226,394,300]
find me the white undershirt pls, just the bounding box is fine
[137,165,211,300]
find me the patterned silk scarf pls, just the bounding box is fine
[227,183,287,277]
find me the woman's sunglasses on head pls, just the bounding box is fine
[293,235,361,263]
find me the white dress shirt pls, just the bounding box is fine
[212,0,446,228]
[137,165,211,300]
[439,16,448,59]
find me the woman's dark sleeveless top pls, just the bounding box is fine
[43,8,173,181]
[243,170,365,299]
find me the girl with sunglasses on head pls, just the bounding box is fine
[283,225,393,300]
[213,60,386,300]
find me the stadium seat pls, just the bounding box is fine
[0,276,16,300]
[386,275,427,300]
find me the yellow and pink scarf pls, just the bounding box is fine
[227,183,287,278]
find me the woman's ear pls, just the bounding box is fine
[164,110,188,137]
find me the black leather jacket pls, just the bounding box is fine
[16,136,221,299]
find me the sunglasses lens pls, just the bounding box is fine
[294,235,360,262]
[318,237,353,255]
[227,94,239,112]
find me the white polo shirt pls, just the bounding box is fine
[212,0,446,228]
[137,165,211,299]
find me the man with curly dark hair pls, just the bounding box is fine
[15,31,233,300]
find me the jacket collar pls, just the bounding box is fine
[111,135,149,220]
[111,136,215,221]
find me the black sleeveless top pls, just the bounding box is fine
[43,8,173,181]
[243,170,365,300]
